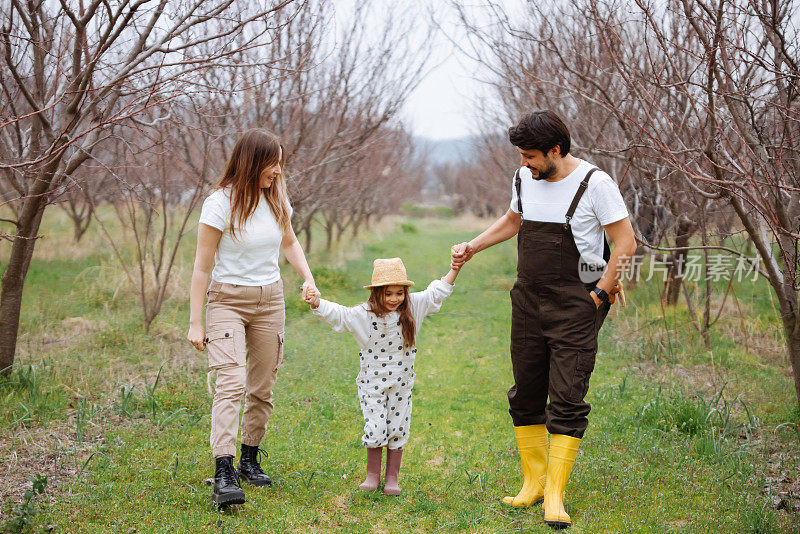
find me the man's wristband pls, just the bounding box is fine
[591,287,610,304]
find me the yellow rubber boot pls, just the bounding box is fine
[543,434,581,529]
[502,424,548,507]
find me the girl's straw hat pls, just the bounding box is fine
[364,258,415,289]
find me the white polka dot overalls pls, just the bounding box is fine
[357,314,417,449]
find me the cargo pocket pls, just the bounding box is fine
[205,325,244,370]
[595,301,611,332]
[569,351,596,403]
[273,332,285,373]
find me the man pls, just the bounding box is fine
[451,110,636,529]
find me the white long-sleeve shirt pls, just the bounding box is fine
[311,278,455,349]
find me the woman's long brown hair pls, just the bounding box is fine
[216,129,290,238]
[367,286,416,347]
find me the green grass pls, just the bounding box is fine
[0,213,798,532]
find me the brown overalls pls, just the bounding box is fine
[508,168,611,438]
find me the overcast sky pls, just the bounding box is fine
[399,4,490,141]
[397,0,527,141]
[399,32,487,141]
[332,1,524,142]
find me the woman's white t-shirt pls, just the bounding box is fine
[199,187,292,286]
[510,159,629,269]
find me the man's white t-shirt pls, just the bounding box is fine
[510,159,629,269]
[199,187,292,286]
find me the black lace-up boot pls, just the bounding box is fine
[238,444,272,486]
[212,456,246,507]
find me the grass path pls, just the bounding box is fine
[2,217,798,533]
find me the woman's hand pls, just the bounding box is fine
[303,287,320,309]
[187,323,206,351]
[301,279,317,301]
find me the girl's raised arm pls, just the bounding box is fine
[443,266,460,286]
[409,267,458,318]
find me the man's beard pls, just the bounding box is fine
[531,160,557,181]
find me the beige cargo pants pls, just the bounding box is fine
[205,279,285,458]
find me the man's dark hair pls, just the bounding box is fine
[508,110,571,156]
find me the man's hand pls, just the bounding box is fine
[589,291,602,309]
[591,281,626,309]
[451,242,475,269]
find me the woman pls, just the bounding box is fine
[187,129,316,507]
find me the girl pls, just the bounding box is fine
[187,129,316,507]
[303,257,459,495]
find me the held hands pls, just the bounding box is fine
[301,279,317,301]
[303,286,321,309]
[450,242,475,270]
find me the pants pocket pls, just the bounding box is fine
[595,301,611,332]
[206,324,245,370]
[273,332,285,373]
[568,351,596,403]
[206,281,223,303]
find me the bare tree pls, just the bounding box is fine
[0,0,301,374]
[87,106,219,332]
[456,0,800,407]
[57,182,98,243]
[75,0,428,330]
[233,0,430,251]
[451,0,703,296]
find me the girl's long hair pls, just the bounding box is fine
[367,286,416,348]
[216,129,290,238]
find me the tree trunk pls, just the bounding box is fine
[325,223,334,251]
[700,228,711,349]
[72,206,93,243]
[334,221,345,244]
[143,308,156,333]
[60,200,93,243]
[789,319,800,413]
[731,197,800,411]
[0,201,46,375]
[304,225,312,253]
[664,215,695,306]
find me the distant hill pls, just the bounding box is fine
[414,136,477,167]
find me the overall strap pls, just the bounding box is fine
[563,167,599,229]
[513,168,522,216]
